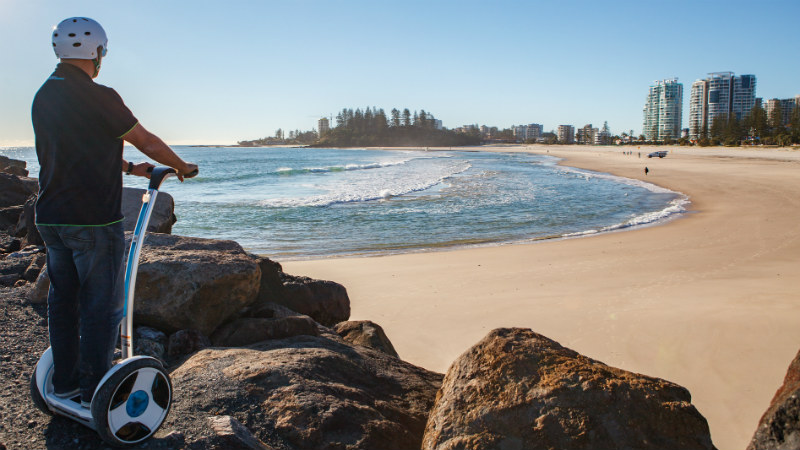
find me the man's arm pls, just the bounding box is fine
[122,123,197,179]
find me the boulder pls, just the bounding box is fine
[131,233,261,336]
[133,326,168,362]
[204,415,277,450]
[0,155,28,177]
[28,265,50,304]
[250,254,285,304]
[0,173,37,208]
[0,246,45,286]
[334,320,399,358]
[747,349,800,450]
[167,334,443,450]
[422,328,715,450]
[16,195,42,246]
[211,316,319,347]
[122,187,176,234]
[167,329,212,360]
[277,274,350,327]
[0,232,21,254]
[0,206,23,233]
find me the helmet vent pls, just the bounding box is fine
[69,33,76,37]
[85,31,91,35]
[73,43,81,47]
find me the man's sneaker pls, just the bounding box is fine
[53,388,80,399]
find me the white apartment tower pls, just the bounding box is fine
[557,125,575,144]
[643,78,683,141]
[689,72,757,140]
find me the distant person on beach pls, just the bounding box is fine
[31,17,197,408]
[645,167,649,176]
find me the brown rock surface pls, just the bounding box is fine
[334,320,399,358]
[131,233,261,335]
[278,274,350,327]
[747,349,800,450]
[422,328,715,450]
[121,187,176,234]
[168,334,443,450]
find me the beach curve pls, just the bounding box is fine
[283,144,800,450]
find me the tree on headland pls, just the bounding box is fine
[311,105,481,147]
[402,109,411,127]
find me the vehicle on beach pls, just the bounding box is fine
[648,151,668,158]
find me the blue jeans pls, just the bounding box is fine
[38,222,125,403]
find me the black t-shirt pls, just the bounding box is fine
[32,63,138,226]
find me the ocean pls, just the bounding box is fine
[1,146,687,260]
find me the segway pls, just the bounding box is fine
[31,166,197,447]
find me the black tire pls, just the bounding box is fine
[91,357,172,447]
[29,367,53,416]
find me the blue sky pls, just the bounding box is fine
[2,0,798,146]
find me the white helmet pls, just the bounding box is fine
[52,17,108,60]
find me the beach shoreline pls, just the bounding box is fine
[283,144,800,450]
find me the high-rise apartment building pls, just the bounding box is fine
[557,125,574,144]
[689,72,757,140]
[764,97,799,127]
[318,117,330,137]
[643,78,683,141]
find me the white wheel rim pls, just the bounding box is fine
[106,367,170,443]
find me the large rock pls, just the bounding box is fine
[278,274,350,327]
[211,315,320,347]
[168,334,443,450]
[131,233,261,336]
[0,173,37,208]
[422,328,715,450]
[748,349,800,449]
[334,320,399,358]
[0,155,28,177]
[122,187,176,234]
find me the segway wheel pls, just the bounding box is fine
[91,357,172,447]
[29,366,53,416]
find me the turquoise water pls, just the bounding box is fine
[1,146,686,260]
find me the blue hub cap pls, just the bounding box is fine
[126,390,149,417]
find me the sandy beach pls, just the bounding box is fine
[283,145,800,450]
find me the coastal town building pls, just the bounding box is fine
[763,97,799,127]
[513,124,543,142]
[689,72,757,140]
[576,124,597,145]
[643,78,683,142]
[318,117,330,137]
[557,125,575,144]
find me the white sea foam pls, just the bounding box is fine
[259,158,472,207]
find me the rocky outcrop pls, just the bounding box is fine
[167,329,211,360]
[167,334,444,450]
[748,349,800,450]
[422,328,715,450]
[212,301,320,347]
[0,173,37,208]
[0,245,46,287]
[334,320,399,358]
[121,187,176,234]
[131,233,261,336]
[0,155,28,177]
[211,315,320,347]
[277,274,350,327]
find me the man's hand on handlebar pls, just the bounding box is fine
[177,163,199,182]
[131,162,156,178]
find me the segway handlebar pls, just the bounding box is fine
[146,166,199,190]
